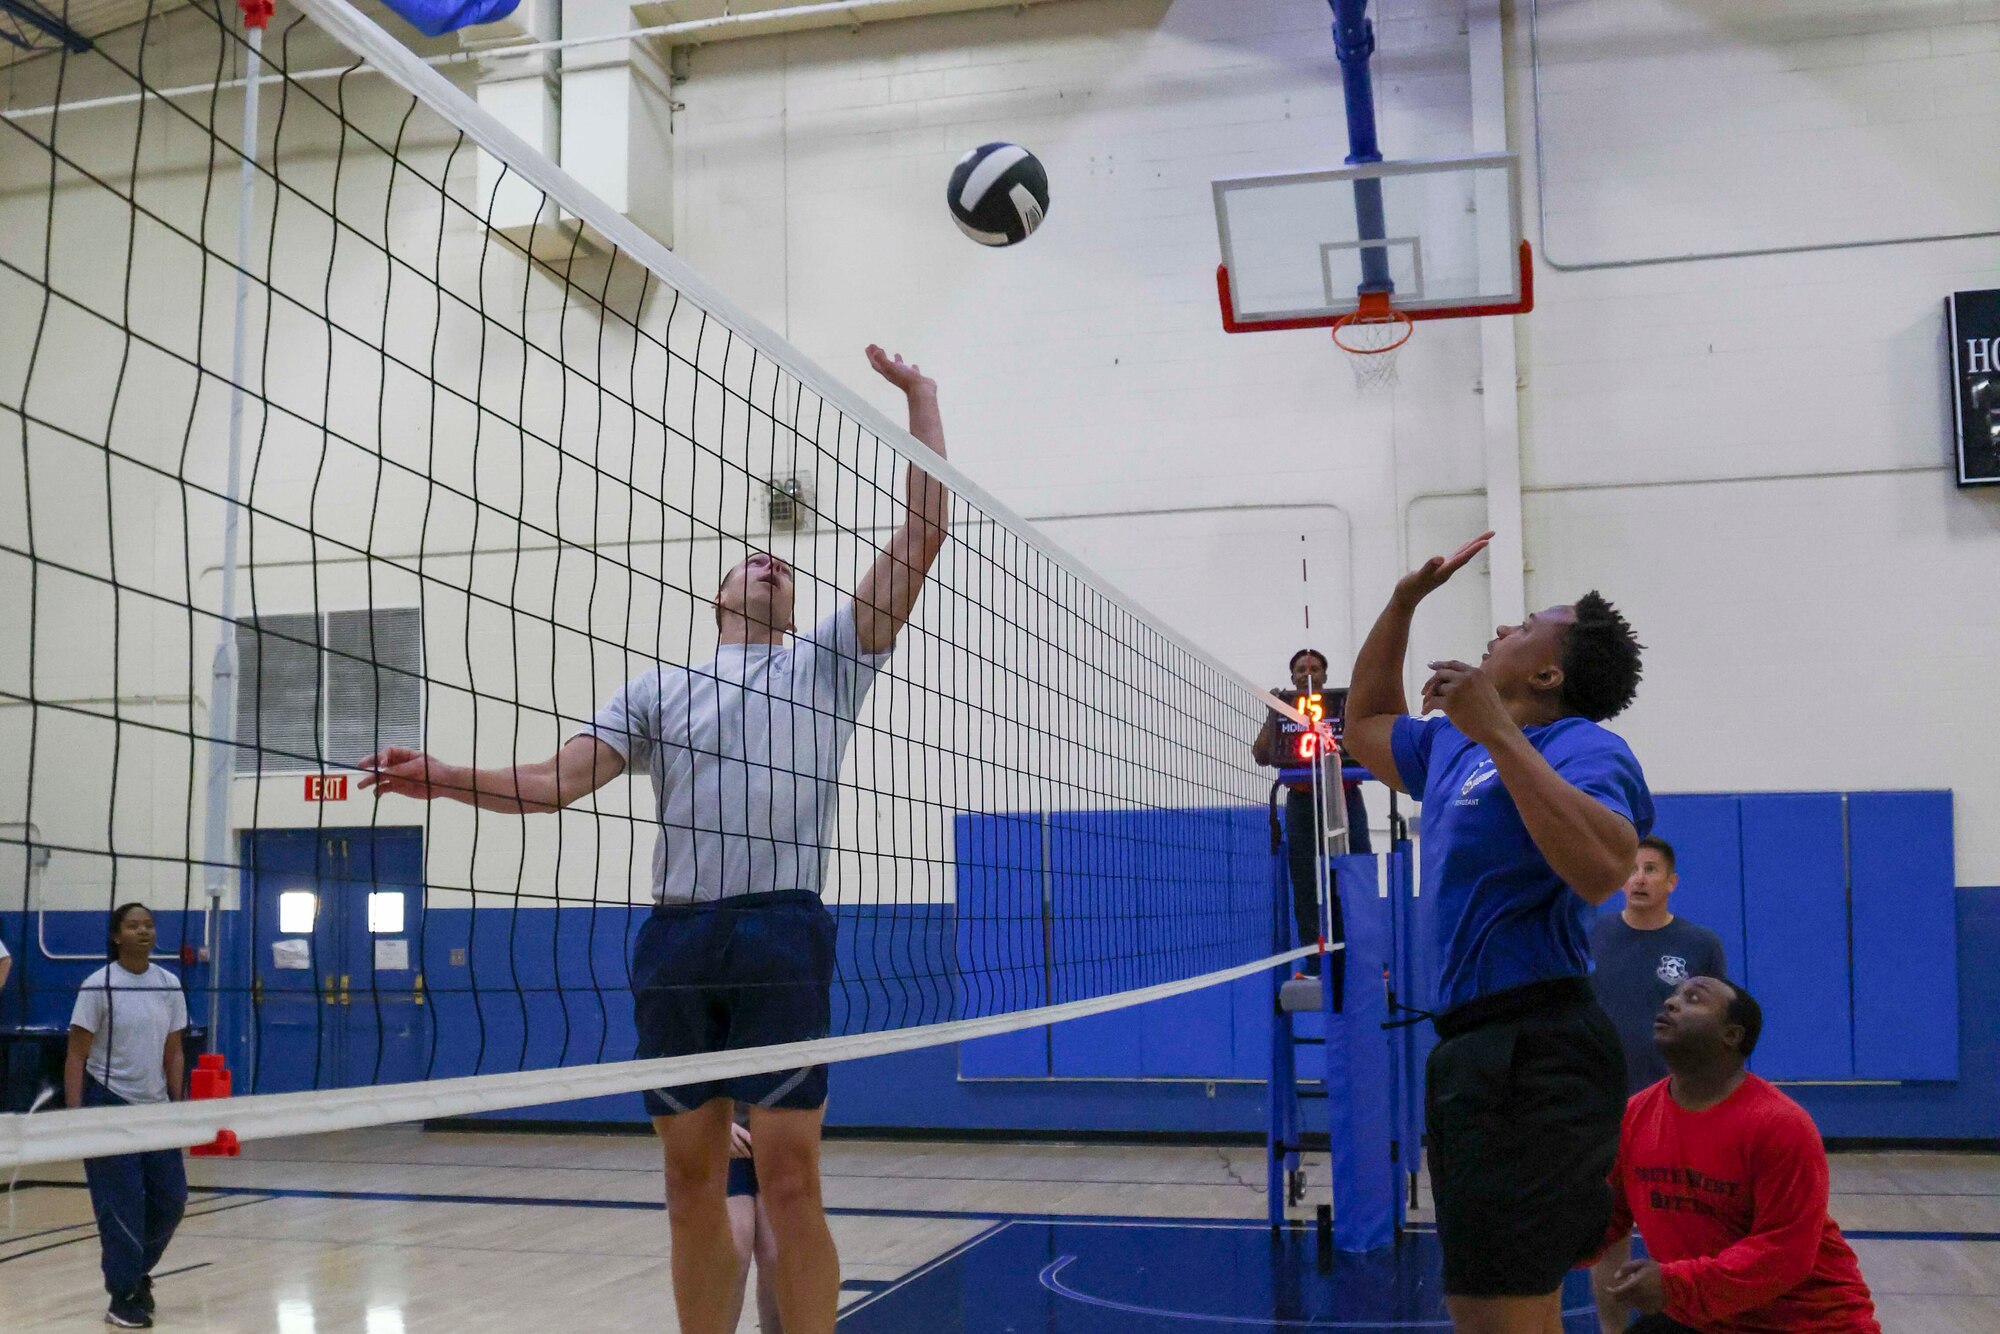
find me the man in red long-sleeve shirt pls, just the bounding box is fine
[1595,975,1880,1333]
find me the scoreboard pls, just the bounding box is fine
[1274,687,1345,765]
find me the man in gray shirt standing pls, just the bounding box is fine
[1588,834,1727,1331]
[361,345,950,1334]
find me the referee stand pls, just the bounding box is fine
[1267,750,1401,1254]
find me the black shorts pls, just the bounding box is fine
[726,1157,759,1198]
[633,890,837,1117]
[1425,977,1626,1298]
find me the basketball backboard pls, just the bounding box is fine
[1214,152,1531,332]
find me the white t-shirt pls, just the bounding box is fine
[70,963,187,1105]
[580,605,891,904]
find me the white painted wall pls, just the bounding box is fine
[664,0,2000,881]
[6,0,2000,931]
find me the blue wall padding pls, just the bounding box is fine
[1791,886,1996,1140]
[5,889,1998,1138]
[1231,968,1274,1079]
[1646,794,1748,976]
[952,812,1045,1022]
[1848,791,1957,1080]
[9,790,1987,1140]
[1327,855,1394,1251]
[953,812,1047,1076]
[1739,793,1854,1080]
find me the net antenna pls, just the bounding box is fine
[1212,0,1532,386]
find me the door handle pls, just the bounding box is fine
[324,975,339,1006]
[413,973,425,1007]
[339,973,352,1007]
[251,976,264,1007]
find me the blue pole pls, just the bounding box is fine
[1328,0,1393,295]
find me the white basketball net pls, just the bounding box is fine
[1333,312,1412,392]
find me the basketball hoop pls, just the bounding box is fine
[1331,291,1412,390]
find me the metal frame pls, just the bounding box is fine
[0,0,90,53]
[1220,239,1534,334]
[1213,151,1531,328]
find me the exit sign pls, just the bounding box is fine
[304,774,349,802]
[1948,289,2000,486]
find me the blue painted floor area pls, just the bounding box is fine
[839,1221,1600,1332]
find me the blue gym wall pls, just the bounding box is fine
[3,789,1990,1142]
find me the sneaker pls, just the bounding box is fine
[105,1293,152,1328]
[136,1277,155,1314]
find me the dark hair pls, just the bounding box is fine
[1289,648,1328,673]
[107,902,151,959]
[1722,981,1763,1059]
[1558,591,1643,721]
[1637,835,1676,872]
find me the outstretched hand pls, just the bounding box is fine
[867,344,935,397]
[1606,1258,1667,1315]
[357,746,455,802]
[1393,532,1492,610]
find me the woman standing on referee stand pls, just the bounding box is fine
[1252,649,1370,978]
[64,903,189,1330]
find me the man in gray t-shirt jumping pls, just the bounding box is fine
[1587,834,1727,1333]
[360,345,950,1334]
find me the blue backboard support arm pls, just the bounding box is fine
[1329,0,1392,296]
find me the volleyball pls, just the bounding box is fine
[946,142,1049,247]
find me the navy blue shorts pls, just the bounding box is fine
[727,1157,759,1197]
[633,890,836,1117]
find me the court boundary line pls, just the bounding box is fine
[9,1178,1993,1243]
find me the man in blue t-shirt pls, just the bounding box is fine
[1343,532,1653,1334]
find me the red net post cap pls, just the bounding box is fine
[191,1129,241,1158]
[189,1054,232,1102]
[239,0,274,28]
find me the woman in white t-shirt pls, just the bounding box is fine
[65,903,188,1330]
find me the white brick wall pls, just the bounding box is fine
[672,0,1483,707]
[672,0,2000,880]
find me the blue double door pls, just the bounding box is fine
[244,827,428,1093]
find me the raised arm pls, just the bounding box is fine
[1341,533,1493,792]
[359,734,625,814]
[854,345,951,655]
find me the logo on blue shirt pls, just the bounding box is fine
[1456,760,1500,805]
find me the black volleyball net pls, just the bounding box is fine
[0,0,1311,1164]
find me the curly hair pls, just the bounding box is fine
[1557,591,1643,721]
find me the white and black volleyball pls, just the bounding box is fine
[947,143,1050,247]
